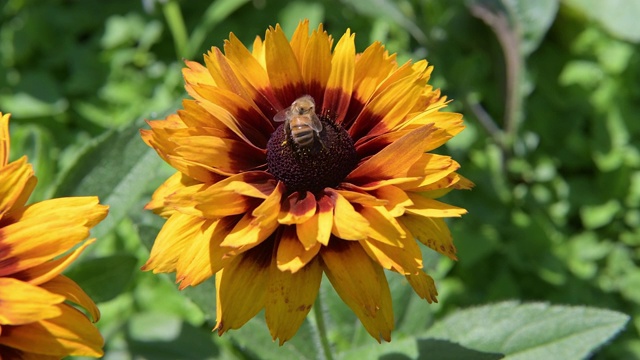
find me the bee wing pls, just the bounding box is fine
[273,107,291,122]
[309,113,323,132]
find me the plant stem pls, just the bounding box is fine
[313,292,334,360]
[162,0,189,59]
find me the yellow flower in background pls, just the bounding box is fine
[0,113,108,358]
[141,20,473,343]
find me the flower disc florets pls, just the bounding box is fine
[267,117,358,194]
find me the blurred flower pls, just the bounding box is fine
[141,20,472,343]
[0,113,108,358]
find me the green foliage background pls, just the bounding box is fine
[1,0,639,359]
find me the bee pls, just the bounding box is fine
[274,95,324,149]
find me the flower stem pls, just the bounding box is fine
[313,292,334,360]
[162,0,189,59]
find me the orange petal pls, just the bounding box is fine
[278,191,316,225]
[276,226,321,272]
[325,189,369,240]
[175,217,236,289]
[214,240,272,335]
[400,214,457,260]
[406,270,438,303]
[266,253,322,345]
[39,275,100,323]
[323,29,355,124]
[0,198,108,276]
[141,213,205,273]
[347,124,436,185]
[0,278,64,325]
[321,241,394,342]
[405,193,468,218]
[265,24,304,106]
[0,303,104,357]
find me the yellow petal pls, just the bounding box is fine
[221,182,284,248]
[406,270,438,303]
[141,213,204,273]
[358,234,422,275]
[325,189,369,241]
[323,29,355,124]
[336,188,388,207]
[39,275,100,323]
[289,19,310,65]
[0,278,64,325]
[22,239,94,286]
[301,24,332,102]
[347,124,436,185]
[405,193,468,218]
[0,303,104,357]
[278,191,316,225]
[373,185,414,217]
[321,241,394,342]
[145,171,203,217]
[224,33,280,112]
[349,61,429,139]
[359,206,405,247]
[0,157,36,220]
[277,226,321,272]
[265,24,304,106]
[1,112,9,167]
[266,254,322,345]
[401,214,457,260]
[0,198,108,276]
[214,241,272,335]
[175,217,236,289]
[352,42,397,106]
[295,195,333,247]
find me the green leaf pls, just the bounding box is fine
[341,0,427,45]
[65,254,138,303]
[426,301,630,360]
[342,337,504,360]
[126,312,220,359]
[52,116,172,239]
[502,0,559,55]
[580,199,622,229]
[226,313,317,360]
[564,0,640,42]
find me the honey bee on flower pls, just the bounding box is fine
[141,19,473,344]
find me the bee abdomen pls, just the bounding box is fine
[291,125,315,147]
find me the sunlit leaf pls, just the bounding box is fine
[426,302,629,360]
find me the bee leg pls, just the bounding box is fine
[282,124,291,146]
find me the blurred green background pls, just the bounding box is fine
[1,0,639,359]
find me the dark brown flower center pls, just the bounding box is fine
[266,117,358,194]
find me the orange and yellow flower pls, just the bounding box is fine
[0,112,108,358]
[141,20,473,344]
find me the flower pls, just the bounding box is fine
[141,20,473,344]
[0,112,108,358]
